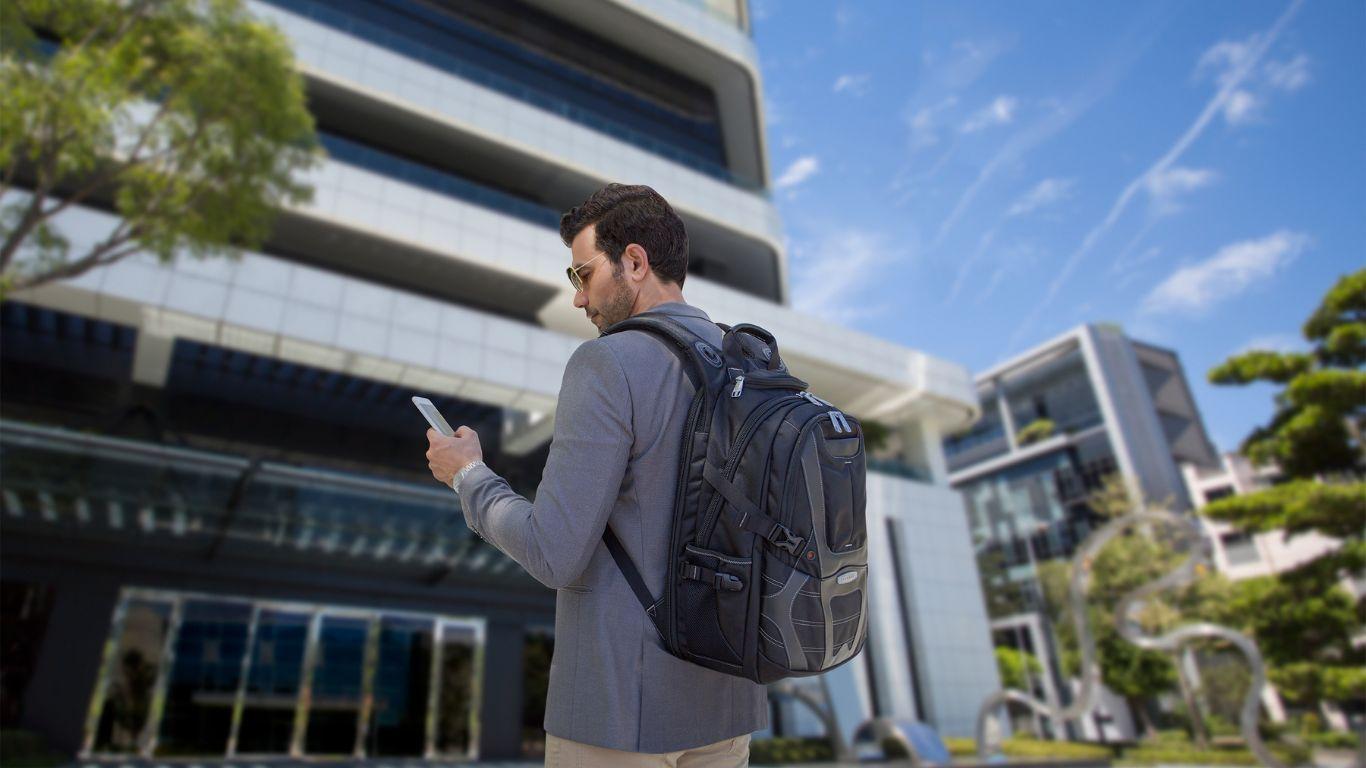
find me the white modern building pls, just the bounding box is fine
[1182,453,1362,730]
[1183,453,1349,583]
[0,0,999,762]
[944,323,1220,740]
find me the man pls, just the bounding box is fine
[425,184,767,766]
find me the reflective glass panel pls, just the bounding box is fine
[433,624,477,756]
[156,600,252,756]
[236,610,309,754]
[521,629,553,758]
[366,616,433,757]
[93,600,172,754]
[304,615,368,755]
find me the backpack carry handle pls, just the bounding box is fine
[724,323,784,372]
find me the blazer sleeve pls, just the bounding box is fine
[456,339,632,590]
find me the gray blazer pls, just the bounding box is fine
[458,301,768,753]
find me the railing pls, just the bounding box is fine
[1052,457,1118,503]
[0,420,531,584]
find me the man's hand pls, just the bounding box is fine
[426,426,483,486]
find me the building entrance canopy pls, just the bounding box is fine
[0,420,535,590]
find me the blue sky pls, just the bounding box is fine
[750,0,1365,454]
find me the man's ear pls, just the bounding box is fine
[624,244,650,280]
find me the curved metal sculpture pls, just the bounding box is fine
[770,677,855,763]
[974,508,1310,768]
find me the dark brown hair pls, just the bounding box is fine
[559,184,688,287]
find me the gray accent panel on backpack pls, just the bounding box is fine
[821,566,868,669]
[771,567,809,671]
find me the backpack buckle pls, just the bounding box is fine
[770,524,804,555]
[716,573,743,592]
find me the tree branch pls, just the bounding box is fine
[5,214,146,293]
[35,98,176,225]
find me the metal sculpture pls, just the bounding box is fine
[974,508,1317,768]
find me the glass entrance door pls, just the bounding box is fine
[83,598,177,756]
[302,613,371,756]
[82,589,486,761]
[366,616,433,757]
[430,620,482,759]
[233,608,310,756]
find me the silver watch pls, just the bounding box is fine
[451,459,485,493]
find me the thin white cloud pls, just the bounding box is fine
[944,229,996,305]
[791,229,899,325]
[1008,0,1304,350]
[775,156,820,190]
[1264,54,1311,90]
[1196,34,1310,126]
[1145,166,1218,213]
[1196,36,1259,88]
[832,73,871,96]
[1007,177,1075,217]
[905,96,958,151]
[961,95,1019,133]
[1222,89,1261,124]
[1141,230,1309,314]
[931,9,1165,250]
[1236,332,1307,354]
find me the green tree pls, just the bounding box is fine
[1036,476,1238,741]
[996,645,1044,691]
[0,0,319,301]
[1204,268,1366,708]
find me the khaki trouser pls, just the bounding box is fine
[544,732,751,767]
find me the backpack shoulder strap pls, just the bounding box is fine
[601,312,721,392]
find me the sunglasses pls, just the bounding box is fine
[566,252,607,292]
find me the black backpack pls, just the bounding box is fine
[599,311,869,684]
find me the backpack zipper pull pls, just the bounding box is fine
[731,375,745,398]
[803,391,832,407]
[828,410,851,433]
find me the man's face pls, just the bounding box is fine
[570,227,635,332]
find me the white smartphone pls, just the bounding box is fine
[412,396,455,437]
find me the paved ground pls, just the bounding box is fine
[60,748,1364,768]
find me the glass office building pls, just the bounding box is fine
[2,0,998,760]
[944,323,1219,738]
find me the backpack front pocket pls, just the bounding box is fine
[677,544,752,669]
[757,557,867,683]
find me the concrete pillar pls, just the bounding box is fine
[21,580,122,759]
[131,331,175,387]
[477,620,526,760]
[894,420,948,484]
[995,383,1018,451]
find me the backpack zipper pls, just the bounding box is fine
[696,394,811,546]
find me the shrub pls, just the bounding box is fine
[1307,731,1361,750]
[1017,419,1057,445]
[1119,742,1311,766]
[749,736,834,765]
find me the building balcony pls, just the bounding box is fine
[14,190,977,445]
[250,0,783,258]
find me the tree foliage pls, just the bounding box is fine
[0,0,319,300]
[1204,268,1365,707]
[995,645,1044,692]
[1035,476,1241,737]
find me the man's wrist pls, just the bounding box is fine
[451,459,485,493]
